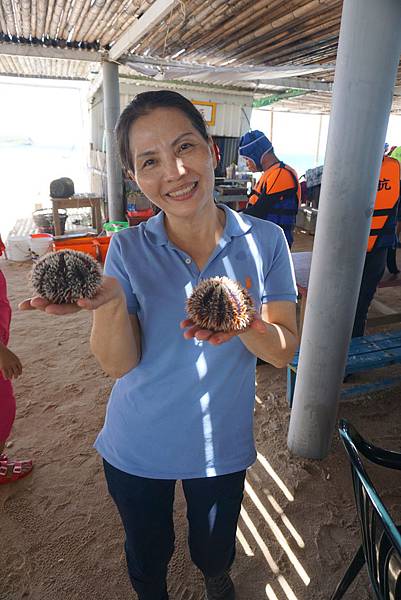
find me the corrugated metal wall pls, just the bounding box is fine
[89,79,253,193]
[213,136,240,177]
[90,78,253,151]
[90,89,105,151]
[120,82,253,137]
[119,80,253,138]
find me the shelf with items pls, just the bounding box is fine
[123,178,155,224]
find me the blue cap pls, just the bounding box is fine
[239,130,273,171]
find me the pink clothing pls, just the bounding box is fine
[0,269,11,345]
[0,378,16,441]
[0,269,16,442]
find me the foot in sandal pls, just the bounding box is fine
[0,454,33,484]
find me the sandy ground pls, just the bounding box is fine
[1,230,401,600]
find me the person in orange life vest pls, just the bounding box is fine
[238,130,300,248]
[352,154,401,337]
[386,145,401,273]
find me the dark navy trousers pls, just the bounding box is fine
[103,460,246,600]
[352,247,388,338]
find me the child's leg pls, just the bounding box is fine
[0,270,11,347]
[0,377,16,446]
[0,270,14,446]
[0,377,32,482]
[0,271,33,483]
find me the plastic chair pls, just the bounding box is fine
[331,419,401,599]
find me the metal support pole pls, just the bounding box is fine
[270,110,274,143]
[103,60,124,222]
[287,0,401,459]
[315,114,322,166]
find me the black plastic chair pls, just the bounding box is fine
[331,419,401,600]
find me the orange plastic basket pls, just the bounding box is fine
[53,236,110,263]
[126,208,154,226]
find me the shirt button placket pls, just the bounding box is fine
[184,255,199,277]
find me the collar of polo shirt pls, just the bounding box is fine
[144,204,253,246]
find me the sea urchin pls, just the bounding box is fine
[31,249,102,304]
[186,276,255,333]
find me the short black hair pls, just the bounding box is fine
[115,90,209,174]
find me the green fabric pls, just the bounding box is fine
[389,146,401,163]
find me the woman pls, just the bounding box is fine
[20,91,298,600]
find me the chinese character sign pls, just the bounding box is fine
[378,178,392,192]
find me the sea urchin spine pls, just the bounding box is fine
[186,276,255,333]
[31,249,102,304]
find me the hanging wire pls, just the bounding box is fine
[161,0,186,59]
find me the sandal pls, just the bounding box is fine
[0,456,33,484]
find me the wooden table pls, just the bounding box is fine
[292,251,401,332]
[51,194,104,236]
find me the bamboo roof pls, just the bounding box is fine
[0,0,400,112]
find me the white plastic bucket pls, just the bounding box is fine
[6,236,31,262]
[30,234,53,260]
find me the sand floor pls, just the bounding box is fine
[1,230,401,600]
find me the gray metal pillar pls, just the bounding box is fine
[270,110,274,143]
[102,60,124,222]
[287,0,401,459]
[315,114,322,166]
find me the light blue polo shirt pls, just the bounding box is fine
[94,204,297,479]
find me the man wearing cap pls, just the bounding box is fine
[239,130,300,248]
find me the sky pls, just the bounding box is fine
[0,77,90,240]
[0,76,89,146]
[250,108,401,176]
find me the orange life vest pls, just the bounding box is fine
[248,162,301,206]
[245,161,301,247]
[367,156,401,252]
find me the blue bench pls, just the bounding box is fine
[287,330,401,406]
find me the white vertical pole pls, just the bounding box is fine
[103,60,124,222]
[287,0,401,459]
[270,110,274,143]
[315,114,323,165]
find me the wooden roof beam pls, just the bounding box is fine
[109,0,176,62]
[258,78,333,92]
[0,42,102,62]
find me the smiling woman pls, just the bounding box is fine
[116,91,217,228]
[128,107,216,224]
[20,90,298,600]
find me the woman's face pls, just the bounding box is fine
[129,107,217,218]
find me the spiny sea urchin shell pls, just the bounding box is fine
[186,276,255,333]
[31,249,102,304]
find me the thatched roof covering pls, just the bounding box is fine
[0,53,95,79]
[0,0,400,112]
[0,0,342,61]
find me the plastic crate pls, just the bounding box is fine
[127,208,154,226]
[53,235,110,263]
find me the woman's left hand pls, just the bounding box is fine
[180,313,266,346]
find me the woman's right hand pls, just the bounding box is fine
[18,276,125,316]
